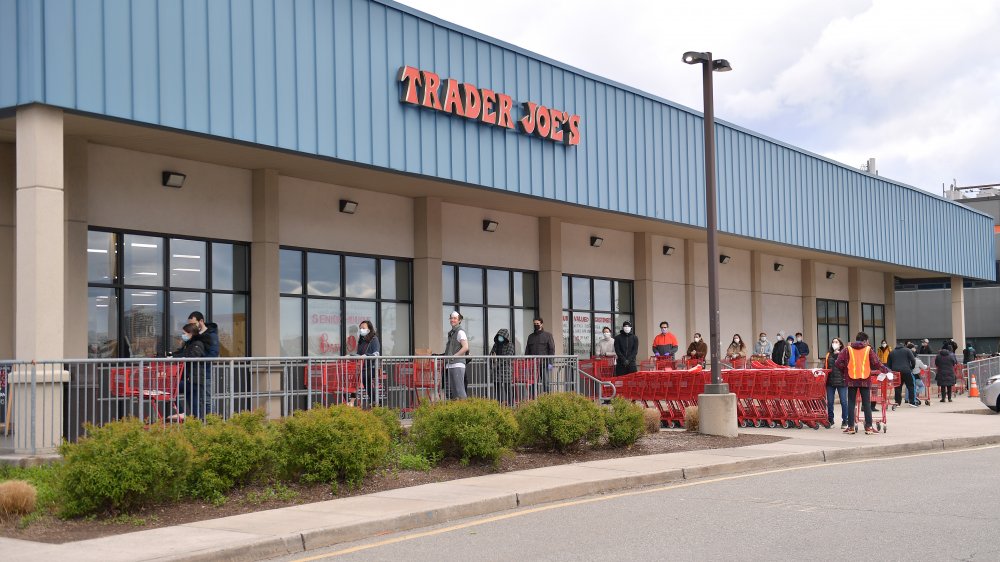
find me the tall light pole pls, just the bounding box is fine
[683,51,731,395]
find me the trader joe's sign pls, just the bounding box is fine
[398,66,581,146]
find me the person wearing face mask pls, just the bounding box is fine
[824,337,849,429]
[489,328,517,405]
[174,322,207,420]
[877,340,891,366]
[725,334,747,363]
[357,320,381,407]
[686,333,708,365]
[651,321,679,357]
[596,326,616,359]
[785,335,799,367]
[754,332,772,357]
[771,331,789,365]
[793,332,810,368]
[525,317,555,392]
[613,321,639,376]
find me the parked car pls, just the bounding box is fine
[983,373,1000,412]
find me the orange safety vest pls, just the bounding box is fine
[846,345,872,380]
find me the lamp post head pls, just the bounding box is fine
[712,59,732,72]
[682,51,710,64]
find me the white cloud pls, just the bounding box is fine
[398,0,1000,191]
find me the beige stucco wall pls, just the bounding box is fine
[815,262,850,301]
[560,222,634,279]
[87,144,253,241]
[761,293,804,336]
[689,244,751,290]
[0,143,14,358]
[278,176,413,257]
[860,268,886,304]
[760,253,801,297]
[440,203,539,270]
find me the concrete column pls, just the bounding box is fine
[0,143,14,358]
[538,217,563,355]
[684,239,697,340]
[848,267,862,340]
[413,197,443,353]
[16,105,65,360]
[884,273,896,345]
[951,276,965,349]
[801,259,817,367]
[750,250,763,338]
[64,137,89,358]
[633,232,654,357]
[250,169,281,357]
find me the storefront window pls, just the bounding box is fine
[863,303,886,346]
[443,265,538,355]
[817,299,849,350]
[562,274,634,358]
[87,229,250,358]
[281,249,413,356]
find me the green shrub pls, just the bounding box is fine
[277,405,391,486]
[515,393,605,452]
[410,398,518,465]
[369,407,405,442]
[183,411,276,502]
[0,463,62,515]
[59,419,193,517]
[604,397,646,448]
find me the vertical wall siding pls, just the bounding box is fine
[2,0,994,280]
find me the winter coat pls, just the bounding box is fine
[886,344,916,376]
[525,329,555,356]
[686,340,708,359]
[754,339,772,356]
[772,339,789,365]
[725,341,746,359]
[787,340,799,367]
[489,329,516,384]
[917,344,933,355]
[613,330,639,376]
[176,338,207,359]
[202,323,220,357]
[793,340,810,360]
[824,350,846,387]
[934,350,958,386]
[963,346,976,364]
[595,335,616,357]
[877,345,891,365]
[835,342,886,388]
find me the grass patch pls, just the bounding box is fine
[243,483,299,505]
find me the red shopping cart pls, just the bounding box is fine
[306,359,361,406]
[110,362,185,424]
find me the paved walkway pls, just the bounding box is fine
[3,399,998,562]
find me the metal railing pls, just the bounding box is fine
[964,355,1000,407]
[0,355,614,454]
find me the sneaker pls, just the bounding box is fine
[840,422,848,429]
[845,426,857,435]
[907,403,918,408]
[948,398,953,402]
[865,427,877,435]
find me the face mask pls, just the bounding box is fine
[661,328,668,334]
[623,326,632,334]
[694,337,701,342]
[603,332,611,340]
[181,333,191,342]
[760,336,766,342]
[796,337,802,342]
[833,343,841,351]
[359,328,369,337]
[497,336,505,343]
[734,338,740,344]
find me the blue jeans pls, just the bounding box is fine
[826,385,848,425]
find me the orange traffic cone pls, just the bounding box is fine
[969,373,980,398]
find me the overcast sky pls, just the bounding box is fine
[397,0,1000,196]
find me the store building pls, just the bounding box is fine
[0,0,994,366]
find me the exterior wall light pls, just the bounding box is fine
[663,245,675,256]
[161,171,186,188]
[590,236,603,248]
[339,199,358,214]
[482,220,498,232]
[826,271,836,280]
[773,262,784,272]
[719,255,731,264]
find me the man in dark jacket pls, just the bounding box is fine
[613,321,639,376]
[525,317,555,391]
[887,342,917,407]
[793,332,810,368]
[963,342,976,364]
[917,339,933,355]
[771,331,789,366]
[935,346,958,402]
[188,311,219,417]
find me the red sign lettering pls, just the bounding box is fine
[398,65,581,146]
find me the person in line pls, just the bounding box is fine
[785,335,799,367]
[443,311,469,399]
[935,344,958,403]
[917,339,933,355]
[613,321,639,376]
[686,333,708,365]
[824,337,849,429]
[174,322,207,420]
[489,328,516,406]
[525,317,556,391]
[793,332,810,368]
[595,326,616,359]
[356,320,381,407]
[946,338,959,354]
[754,332,772,357]
[771,331,789,365]
[725,334,747,363]
[887,341,917,408]
[908,343,928,406]
[836,331,888,435]
[877,340,891,365]
[963,342,976,364]
[187,311,219,416]
[651,321,679,357]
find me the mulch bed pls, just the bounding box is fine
[0,431,784,544]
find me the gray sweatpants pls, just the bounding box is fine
[447,366,467,399]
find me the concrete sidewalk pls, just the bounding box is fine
[3,399,998,562]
